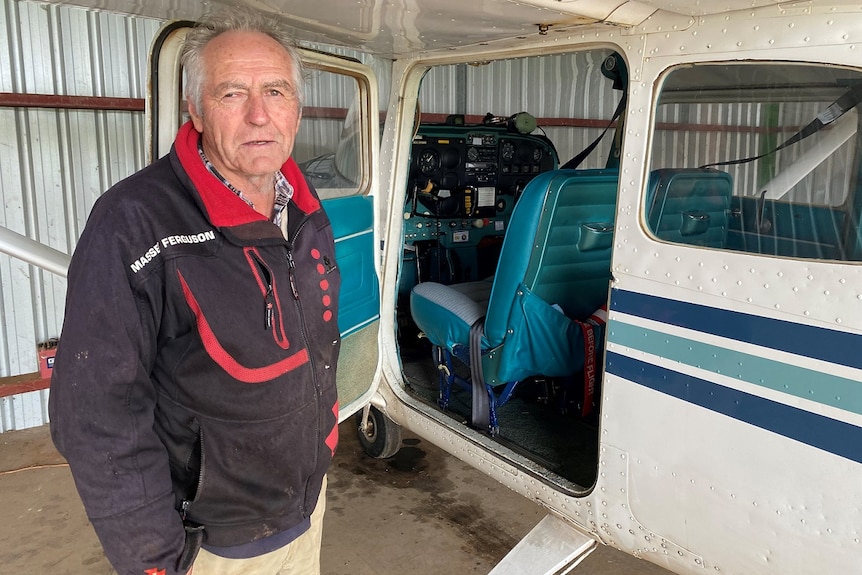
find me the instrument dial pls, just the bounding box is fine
[418,149,439,174]
[442,148,460,169]
[501,141,515,162]
[532,147,543,162]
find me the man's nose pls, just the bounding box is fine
[245,93,270,124]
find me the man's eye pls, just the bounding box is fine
[220,91,247,101]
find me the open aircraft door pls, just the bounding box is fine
[149,19,598,574]
[148,21,384,424]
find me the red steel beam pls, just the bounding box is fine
[0,92,145,111]
[0,93,797,135]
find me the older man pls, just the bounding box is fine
[49,8,340,575]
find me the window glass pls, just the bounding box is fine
[649,63,862,261]
[295,67,363,199]
[294,47,389,200]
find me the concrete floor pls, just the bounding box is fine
[0,421,672,575]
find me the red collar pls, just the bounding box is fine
[174,121,320,227]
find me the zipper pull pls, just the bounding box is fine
[323,255,337,273]
[265,290,274,329]
[181,499,191,521]
[286,250,299,300]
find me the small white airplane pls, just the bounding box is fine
[4,0,862,573]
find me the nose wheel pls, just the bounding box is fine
[356,405,403,459]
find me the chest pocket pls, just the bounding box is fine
[176,267,310,383]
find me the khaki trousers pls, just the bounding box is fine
[190,476,327,575]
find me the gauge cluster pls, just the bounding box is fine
[408,124,557,219]
[401,122,558,287]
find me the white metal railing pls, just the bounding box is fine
[0,226,71,278]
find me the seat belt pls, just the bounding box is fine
[468,317,491,431]
[574,305,607,418]
[561,93,627,170]
[701,84,862,169]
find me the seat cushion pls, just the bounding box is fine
[410,280,492,351]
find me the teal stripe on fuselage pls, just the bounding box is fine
[609,321,862,416]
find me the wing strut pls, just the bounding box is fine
[488,514,597,575]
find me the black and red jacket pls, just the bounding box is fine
[49,121,340,575]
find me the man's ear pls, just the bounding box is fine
[188,100,204,132]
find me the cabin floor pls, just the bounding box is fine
[399,330,601,489]
[0,421,670,575]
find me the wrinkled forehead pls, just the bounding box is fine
[200,30,296,85]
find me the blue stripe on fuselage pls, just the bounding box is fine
[605,351,862,464]
[609,321,862,415]
[610,288,862,371]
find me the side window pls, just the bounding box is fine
[295,47,386,200]
[648,63,862,261]
[295,65,364,199]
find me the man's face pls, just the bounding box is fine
[188,30,302,188]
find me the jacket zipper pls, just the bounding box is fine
[254,252,275,329]
[286,249,299,300]
[181,422,205,521]
[247,249,291,349]
[286,215,324,518]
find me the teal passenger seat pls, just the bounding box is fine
[647,168,733,247]
[410,169,619,433]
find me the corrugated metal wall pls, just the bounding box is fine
[0,0,160,431]
[652,101,855,206]
[1,389,49,431]
[419,50,620,169]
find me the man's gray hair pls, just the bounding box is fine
[181,7,305,113]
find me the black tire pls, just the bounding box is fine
[356,406,402,459]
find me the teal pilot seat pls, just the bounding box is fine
[410,169,619,433]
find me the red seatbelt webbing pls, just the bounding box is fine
[577,305,607,417]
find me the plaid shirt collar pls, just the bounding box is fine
[198,141,293,226]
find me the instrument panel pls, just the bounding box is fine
[407,124,558,219]
[402,123,558,285]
